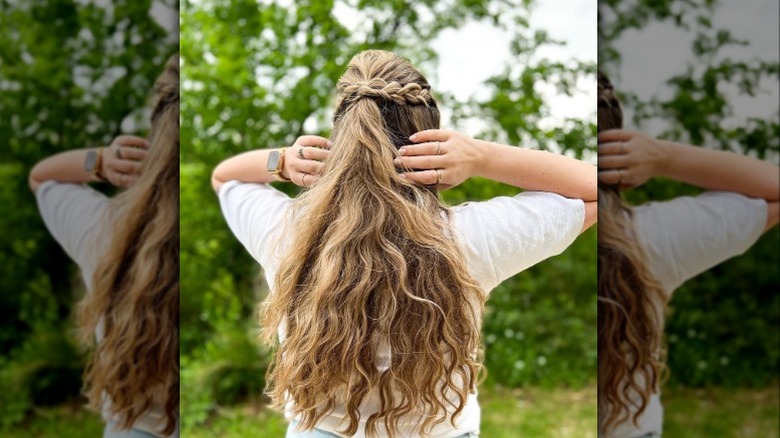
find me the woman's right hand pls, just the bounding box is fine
[281,135,332,188]
[597,129,672,189]
[394,129,486,190]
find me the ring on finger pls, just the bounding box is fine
[436,141,442,155]
[301,173,308,188]
[116,147,122,159]
[435,169,443,184]
[298,147,305,159]
[618,169,624,185]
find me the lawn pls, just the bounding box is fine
[4,384,778,437]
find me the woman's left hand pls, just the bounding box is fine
[103,135,149,187]
[282,135,332,188]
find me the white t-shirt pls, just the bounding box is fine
[35,181,178,438]
[218,180,586,438]
[606,191,767,438]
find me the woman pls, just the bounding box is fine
[212,50,597,438]
[597,71,779,437]
[29,55,180,437]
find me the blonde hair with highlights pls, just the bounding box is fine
[260,50,486,437]
[597,71,668,436]
[77,54,179,435]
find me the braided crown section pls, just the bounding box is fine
[339,78,432,106]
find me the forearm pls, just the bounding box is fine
[476,140,597,201]
[29,149,101,192]
[211,149,279,192]
[658,140,780,201]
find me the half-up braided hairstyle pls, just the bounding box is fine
[261,50,485,437]
[597,71,668,436]
[77,54,179,435]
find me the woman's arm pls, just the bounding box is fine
[29,136,148,192]
[211,135,331,192]
[395,129,597,232]
[598,129,779,230]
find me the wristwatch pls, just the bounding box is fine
[84,148,106,181]
[267,148,291,181]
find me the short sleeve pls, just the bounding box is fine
[451,191,585,292]
[218,180,293,270]
[633,191,767,293]
[35,181,109,271]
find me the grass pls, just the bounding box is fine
[4,385,778,437]
[663,384,780,438]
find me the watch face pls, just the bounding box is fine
[267,150,280,172]
[84,150,97,172]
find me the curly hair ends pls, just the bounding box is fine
[260,50,486,437]
[77,54,179,435]
[597,71,668,436]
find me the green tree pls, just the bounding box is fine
[0,0,177,429]
[180,0,596,430]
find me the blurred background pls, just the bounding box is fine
[0,0,177,436]
[600,0,779,436]
[180,0,597,437]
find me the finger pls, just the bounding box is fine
[112,159,142,175]
[598,155,628,170]
[122,174,139,187]
[115,135,150,149]
[598,169,622,186]
[597,142,627,156]
[296,135,332,149]
[597,129,632,144]
[398,142,444,157]
[401,169,439,185]
[300,146,330,161]
[409,129,453,143]
[394,154,444,170]
[292,159,324,175]
[118,146,148,161]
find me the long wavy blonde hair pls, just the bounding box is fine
[597,71,668,435]
[260,50,486,437]
[76,54,179,435]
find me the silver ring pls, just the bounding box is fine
[116,147,122,159]
[298,147,305,159]
[301,173,308,188]
[436,141,442,155]
[435,169,443,184]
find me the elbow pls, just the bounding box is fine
[211,162,226,193]
[28,163,43,193]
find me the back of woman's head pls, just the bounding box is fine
[261,50,485,437]
[78,54,179,435]
[597,71,667,435]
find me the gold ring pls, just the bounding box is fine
[436,141,442,155]
[435,169,443,184]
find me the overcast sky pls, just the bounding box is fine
[610,0,779,150]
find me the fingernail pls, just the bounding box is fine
[327,141,333,147]
[409,134,417,141]
[399,148,407,155]
[393,158,401,165]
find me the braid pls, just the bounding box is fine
[597,71,623,134]
[336,77,433,115]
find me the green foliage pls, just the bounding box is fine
[0,0,177,430]
[181,1,596,431]
[601,0,779,387]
